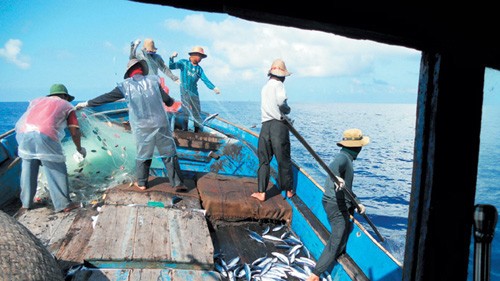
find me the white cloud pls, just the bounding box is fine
[0,39,30,69]
[164,14,420,82]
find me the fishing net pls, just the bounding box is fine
[34,108,141,206]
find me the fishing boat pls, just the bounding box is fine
[0,100,402,280]
[2,2,498,281]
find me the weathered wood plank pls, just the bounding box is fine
[73,268,222,281]
[56,209,98,265]
[85,205,213,268]
[168,209,191,263]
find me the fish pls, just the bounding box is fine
[248,229,265,244]
[244,263,251,281]
[272,224,285,232]
[262,234,283,243]
[271,252,289,265]
[262,225,271,235]
[227,256,240,270]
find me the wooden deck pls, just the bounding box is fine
[9,173,293,280]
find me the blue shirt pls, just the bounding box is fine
[169,58,215,95]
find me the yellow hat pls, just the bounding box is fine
[143,38,157,52]
[337,129,370,147]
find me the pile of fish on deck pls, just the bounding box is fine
[214,225,334,281]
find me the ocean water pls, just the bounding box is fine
[1,101,498,280]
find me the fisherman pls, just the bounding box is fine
[75,59,185,192]
[130,38,180,85]
[306,128,369,281]
[15,83,85,214]
[251,59,295,202]
[168,46,220,132]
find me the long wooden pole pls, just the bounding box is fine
[281,115,385,242]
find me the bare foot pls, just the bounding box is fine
[63,202,81,213]
[287,190,295,198]
[251,192,266,202]
[306,274,320,281]
[134,182,147,190]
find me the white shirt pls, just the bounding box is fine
[260,79,287,123]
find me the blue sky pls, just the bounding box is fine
[1,0,496,105]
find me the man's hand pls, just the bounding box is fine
[170,52,178,59]
[356,204,366,215]
[213,87,220,95]
[175,79,181,85]
[334,177,345,192]
[77,147,87,158]
[73,147,86,164]
[75,101,88,110]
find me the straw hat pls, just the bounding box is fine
[188,46,207,58]
[268,59,291,77]
[124,59,149,79]
[48,84,75,102]
[143,38,157,52]
[337,128,370,147]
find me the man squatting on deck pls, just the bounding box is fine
[76,59,185,191]
[251,59,295,202]
[306,129,369,281]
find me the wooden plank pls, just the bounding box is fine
[168,209,190,262]
[85,205,137,260]
[74,268,222,281]
[168,209,214,267]
[187,210,214,266]
[85,205,213,268]
[133,206,171,260]
[56,209,98,264]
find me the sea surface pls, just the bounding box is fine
[1,101,498,280]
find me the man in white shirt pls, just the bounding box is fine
[251,59,294,202]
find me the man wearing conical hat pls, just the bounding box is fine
[251,59,294,202]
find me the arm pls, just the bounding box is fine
[276,83,290,114]
[279,99,291,115]
[199,68,216,90]
[159,84,175,107]
[129,39,141,60]
[169,56,179,70]
[157,56,179,82]
[67,111,84,153]
[87,87,124,107]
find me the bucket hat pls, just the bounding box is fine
[188,46,207,58]
[337,128,370,147]
[143,38,157,52]
[124,59,149,79]
[48,84,75,102]
[268,59,291,77]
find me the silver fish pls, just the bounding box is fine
[248,230,265,244]
[272,224,286,232]
[262,225,271,235]
[271,251,289,265]
[262,234,283,242]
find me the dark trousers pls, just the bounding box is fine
[257,119,293,193]
[312,199,353,276]
[136,156,183,187]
